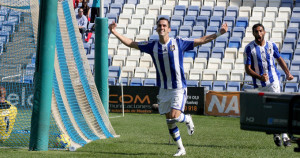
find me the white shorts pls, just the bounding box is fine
[157,88,187,115]
[256,82,280,93]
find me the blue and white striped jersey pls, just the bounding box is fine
[244,40,281,88]
[138,37,194,89]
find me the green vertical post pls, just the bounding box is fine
[94,17,109,115]
[29,0,57,151]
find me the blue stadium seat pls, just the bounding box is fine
[228,37,241,49]
[232,27,245,39]
[220,27,232,39]
[213,81,226,91]
[149,34,159,41]
[179,25,192,38]
[187,6,200,16]
[200,80,213,90]
[114,0,126,5]
[186,80,199,87]
[206,26,218,35]
[171,15,184,27]
[296,0,300,7]
[280,0,294,8]
[106,13,118,24]
[290,71,300,82]
[170,25,179,38]
[184,50,197,59]
[277,69,286,82]
[0,10,8,22]
[227,81,240,92]
[284,83,299,92]
[226,6,239,18]
[236,17,249,29]
[109,3,123,15]
[192,26,205,37]
[213,6,225,18]
[109,66,121,78]
[104,4,109,14]
[196,16,209,29]
[104,0,112,4]
[215,37,228,49]
[197,47,211,59]
[290,60,300,71]
[223,16,236,28]
[211,47,224,59]
[202,40,214,50]
[108,77,116,86]
[200,6,213,17]
[84,43,90,55]
[174,5,187,16]
[294,49,300,60]
[209,16,222,28]
[0,31,9,44]
[127,0,139,4]
[244,74,253,84]
[285,27,299,39]
[130,78,143,86]
[22,75,33,84]
[289,17,300,29]
[8,11,21,24]
[292,7,300,18]
[280,49,293,60]
[108,55,112,66]
[183,16,196,26]
[242,84,254,91]
[144,78,156,86]
[282,38,296,51]
[2,21,15,34]
[116,78,128,86]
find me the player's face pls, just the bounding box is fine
[156,20,171,37]
[253,26,265,43]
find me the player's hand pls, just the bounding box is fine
[219,23,228,35]
[286,73,294,80]
[109,21,117,34]
[260,73,269,82]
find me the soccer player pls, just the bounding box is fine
[244,23,294,147]
[109,18,228,156]
[0,86,17,142]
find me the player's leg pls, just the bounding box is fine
[282,133,291,147]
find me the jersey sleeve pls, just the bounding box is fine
[177,38,194,52]
[272,42,281,59]
[138,41,154,54]
[244,46,252,65]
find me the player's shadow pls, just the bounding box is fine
[80,150,167,157]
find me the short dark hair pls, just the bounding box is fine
[156,17,170,28]
[252,23,265,32]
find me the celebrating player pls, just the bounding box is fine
[109,18,228,156]
[244,23,294,147]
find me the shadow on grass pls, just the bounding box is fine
[80,150,164,156]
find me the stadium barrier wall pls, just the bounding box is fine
[109,86,205,115]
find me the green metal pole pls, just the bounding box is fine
[94,17,109,115]
[29,0,57,151]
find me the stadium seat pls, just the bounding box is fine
[223,16,235,28]
[207,58,221,70]
[220,27,232,39]
[8,11,21,24]
[265,7,278,19]
[183,16,196,26]
[296,0,300,7]
[285,27,299,39]
[149,34,159,41]
[117,44,130,56]
[278,7,291,19]
[183,57,194,71]
[230,70,244,81]
[187,6,200,16]
[242,37,254,48]
[269,0,281,7]
[144,78,157,86]
[280,0,293,8]
[242,84,254,91]
[281,38,296,51]
[230,0,242,7]
[226,6,239,18]
[290,60,300,71]
[123,4,136,15]
[170,25,179,37]
[140,55,153,68]
[179,25,192,38]
[234,58,244,70]
[153,0,165,5]
[262,17,274,29]
[174,5,187,16]
[190,0,202,7]
[215,37,228,49]
[134,67,148,78]
[244,73,253,84]
[252,7,265,18]
[216,69,230,80]
[228,37,242,49]
[204,0,216,6]
[136,4,148,15]
[203,69,217,81]
[121,66,135,78]
[108,44,117,56]
[109,66,121,78]
[171,15,184,27]
[108,77,116,86]
[193,58,207,69]
[284,83,299,92]
[139,25,153,36]
[144,14,157,26]
[289,17,300,29]
[294,49,300,60]
[195,16,209,29]
[206,26,218,35]
[238,6,251,17]
[292,7,300,18]
[112,55,126,66]
[109,3,123,15]
[287,71,300,83]
[275,17,288,29]
[0,10,8,22]
[130,78,143,86]
[147,67,156,78]
[221,58,234,70]
[131,14,144,26]
[224,48,237,59]
[186,80,199,87]
[213,6,225,18]
[184,50,197,59]
[202,40,214,50]
[248,16,262,28]
[115,77,128,86]
[209,16,223,28]
[280,49,293,61]
[126,56,140,67]
[217,0,229,7]
[269,37,283,50]
[148,5,161,16]
[213,81,226,91]
[197,47,211,59]
[232,27,245,39]
[200,6,213,17]
[211,47,224,59]
[189,69,203,80]
[192,26,205,37]
[227,81,240,91]
[236,17,248,29]
[178,0,191,7]
[106,13,118,24]
[161,5,174,17]
[114,0,126,4]
[256,0,268,7]
[200,80,213,90]
[127,0,139,4]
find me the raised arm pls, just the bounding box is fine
[193,23,228,47]
[109,21,139,50]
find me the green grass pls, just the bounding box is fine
[0,113,299,158]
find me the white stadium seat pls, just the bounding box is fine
[217,69,231,81]
[202,69,217,80]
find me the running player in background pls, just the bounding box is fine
[109,17,228,156]
[0,86,17,142]
[244,23,294,147]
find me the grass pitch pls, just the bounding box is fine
[0,113,299,158]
